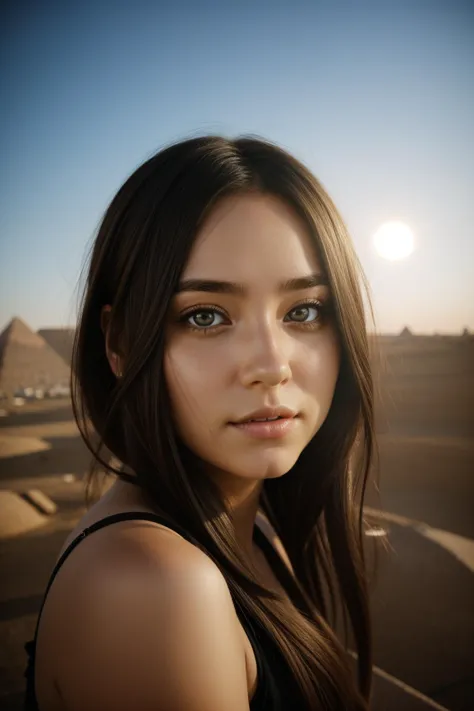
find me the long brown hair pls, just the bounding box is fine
[71,135,377,710]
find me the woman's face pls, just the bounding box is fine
[164,193,340,486]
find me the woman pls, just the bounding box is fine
[24,135,377,710]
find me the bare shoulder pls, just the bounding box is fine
[39,520,250,711]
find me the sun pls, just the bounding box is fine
[373,221,415,261]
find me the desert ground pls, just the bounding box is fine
[0,334,473,710]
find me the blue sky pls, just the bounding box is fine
[1,0,473,334]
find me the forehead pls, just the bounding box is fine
[183,193,322,284]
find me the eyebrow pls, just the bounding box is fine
[176,273,329,296]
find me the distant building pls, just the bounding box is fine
[38,327,75,365]
[0,317,70,399]
[399,326,413,337]
[461,327,470,338]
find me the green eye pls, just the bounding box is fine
[178,306,228,332]
[188,310,225,329]
[179,298,330,334]
[286,303,321,323]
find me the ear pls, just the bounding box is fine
[101,305,122,378]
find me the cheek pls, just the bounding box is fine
[164,350,192,419]
[306,328,340,373]
[165,345,217,396]
[163,347,217,441]
[301,334,341,404]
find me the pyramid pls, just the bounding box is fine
[38,327,75,365]
[399,326,413,337]
[0,317,70,398]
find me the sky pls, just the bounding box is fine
[1,0,473,335]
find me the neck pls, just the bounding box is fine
[215,474,264,561]
[116,465,263,561]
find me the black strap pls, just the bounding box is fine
[27,503,297,659]
[117,471,293,586]
[49,511,192,592]
[27,511,193,652]
[24,505,301,711]
[116,471,139,485]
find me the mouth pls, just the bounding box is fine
[231,406,298,425]
[228,414,299,439]
[233,415,288,424]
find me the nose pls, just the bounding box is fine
[238,323,292,389]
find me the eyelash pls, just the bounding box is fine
[178,299,331,335]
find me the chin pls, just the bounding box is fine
[230,450,300,482]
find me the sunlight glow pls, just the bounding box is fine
[373,221,415,261]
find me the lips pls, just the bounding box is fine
[231,406,297,425]
[230,416,298,439]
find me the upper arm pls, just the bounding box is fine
[57,537,250,711]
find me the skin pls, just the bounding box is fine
[35,192,341,711]
[164,192,340,557]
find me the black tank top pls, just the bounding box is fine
[23,505,306,710]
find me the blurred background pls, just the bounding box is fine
[1,1,473,710]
